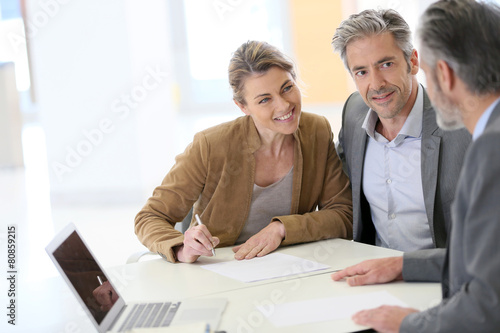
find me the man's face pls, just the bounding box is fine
[346,32,418,119]
[421,60,465,131]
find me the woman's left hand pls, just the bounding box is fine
[232,221,286,260]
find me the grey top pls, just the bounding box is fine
[235,167,293,244]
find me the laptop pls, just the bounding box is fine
[46,223,227,333]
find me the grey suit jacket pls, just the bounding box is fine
[337,88,471,248]
[401,101,500,332]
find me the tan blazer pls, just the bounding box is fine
[135,112,353,262]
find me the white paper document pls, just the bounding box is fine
[200,253,329,283]
[260,290,408,327]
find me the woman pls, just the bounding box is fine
[135,41,353,263]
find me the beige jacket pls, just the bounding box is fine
[135,112,353,262]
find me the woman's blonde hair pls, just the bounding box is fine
[228,41,297,105]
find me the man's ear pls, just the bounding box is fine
[410,49,419,75]
[436,59,456,93]
[234,99,249,115]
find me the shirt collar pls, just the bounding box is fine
[362,84,423,144]
[361,107,379,139]
[473,97,500,140]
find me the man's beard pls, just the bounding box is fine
[432,81,465,131]
[435,103,464,130]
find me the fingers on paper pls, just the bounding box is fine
[233,241,275,260]
[233,243,256,260]
[331,263,368,282]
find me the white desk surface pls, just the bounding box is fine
[17,239,441,333]
[113,239,405,302]
[207,271,440,332]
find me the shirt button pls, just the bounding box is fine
[389,214,396,220]
[386,179,392,184]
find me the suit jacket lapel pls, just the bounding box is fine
[421,90,441,242]
[351,105,369,238]
[353,117,368,183]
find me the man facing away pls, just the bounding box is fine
[332,0,500,332]
[332,9,471,251]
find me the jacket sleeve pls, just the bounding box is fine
[134,133,209,263]
[277,117,353,245]
[402,249,446,282]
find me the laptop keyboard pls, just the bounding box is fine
[118,301,181,332]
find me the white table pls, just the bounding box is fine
[18,239,441,332]
[112,239,408,301]
[206,270,440,332]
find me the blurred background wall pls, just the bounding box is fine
[2,0,442,207]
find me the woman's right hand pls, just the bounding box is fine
[174,224,219,263]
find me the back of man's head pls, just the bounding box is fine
[418,0,500,96]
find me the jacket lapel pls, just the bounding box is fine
[351,108,369,239]
[352,118,368,186]
[421,90,441,236]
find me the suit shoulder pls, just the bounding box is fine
[344,91,367,111]
[342,92,369,129]
[299,112,328,126]
[197,116,247,141]
[464,122,500,181]
[298,112,332,142]
[299,112,331,132]
[477,114,500,145]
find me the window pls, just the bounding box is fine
[0,0,31,92]
[169,0,291,114]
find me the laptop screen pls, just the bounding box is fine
[51,230,119,325]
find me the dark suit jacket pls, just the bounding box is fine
[337,88,471,248]
[401,101,500,332]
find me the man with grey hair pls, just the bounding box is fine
[332,8,471,252]
[332,0,500,331]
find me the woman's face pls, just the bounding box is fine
[236,66,301,137]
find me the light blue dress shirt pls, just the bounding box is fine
[361,85,434,251]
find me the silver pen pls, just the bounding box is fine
[195,214,216,257]
[97,276,104,285]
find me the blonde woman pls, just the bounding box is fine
[135,41,352,263]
